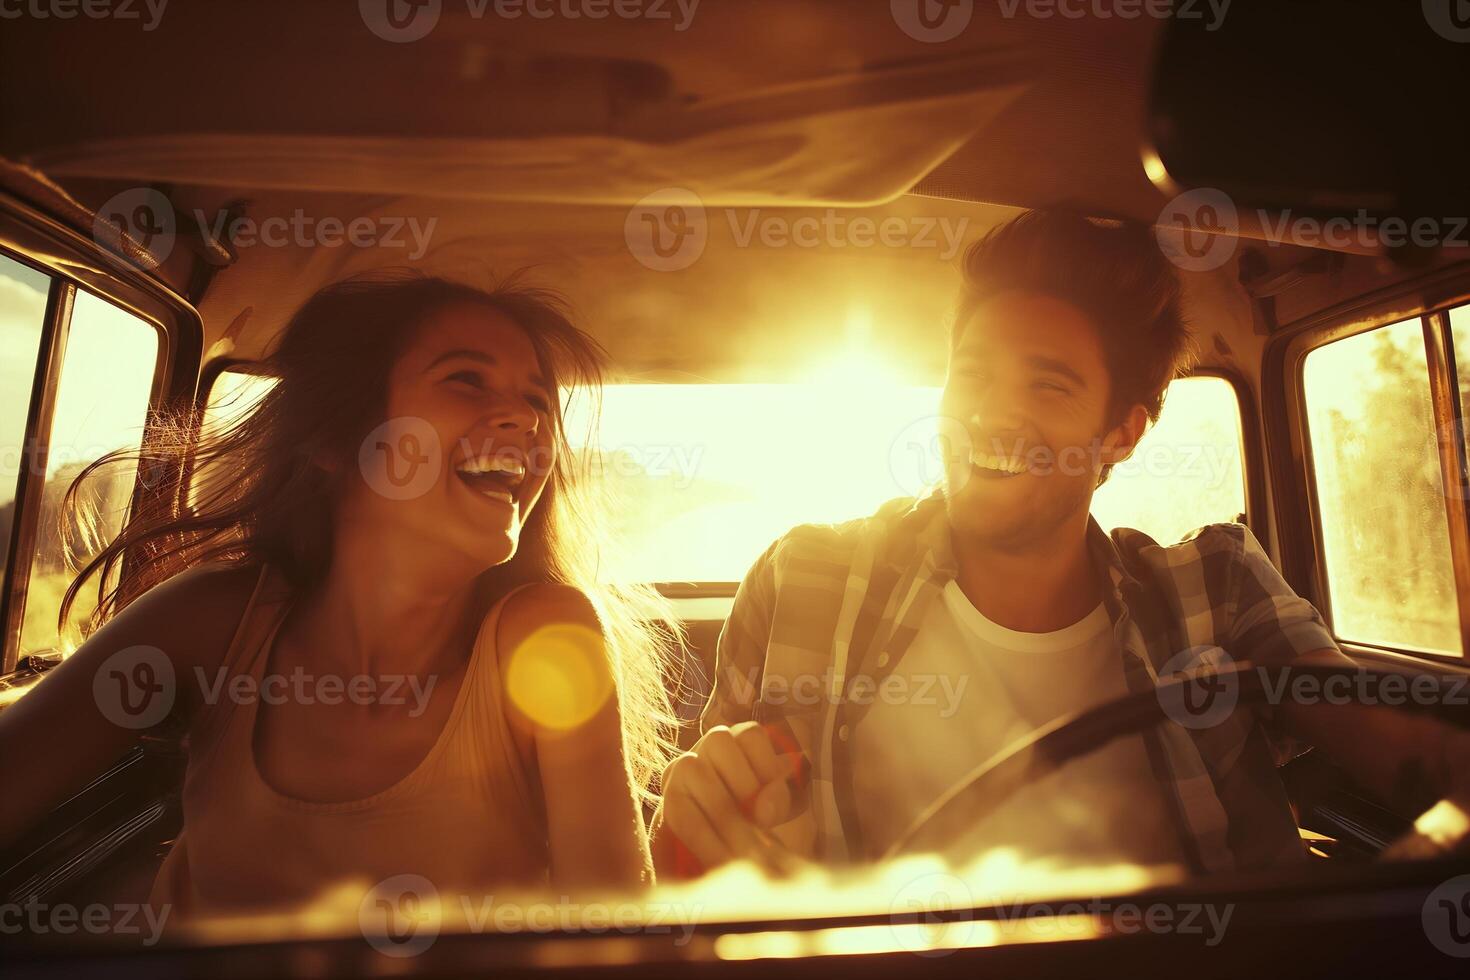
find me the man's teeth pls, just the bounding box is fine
[971,451,1028,475]
[456,455,526,482]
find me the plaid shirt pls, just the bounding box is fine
[700,492,1341,873]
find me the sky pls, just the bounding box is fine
[0,255,50,507]
[1,258,158,516]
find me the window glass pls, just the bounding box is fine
[1303,317,1460,656]
[189,368,278,509]
[19,290,159,657]
[569,376,1247,584]
[1092,375,1246,543]
[0,253,51,595]
[205,368,277,430]
[1450,304,1470,468]
[566,383,943,584]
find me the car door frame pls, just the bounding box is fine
[0,188,202,673]
[0,186,205,907]
[1263,263,1470,670]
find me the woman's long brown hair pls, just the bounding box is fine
[59,269,684,802]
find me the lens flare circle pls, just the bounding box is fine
[505,623,614,731]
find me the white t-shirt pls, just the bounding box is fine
[851,579,1183,869]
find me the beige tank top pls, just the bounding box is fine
[150,565,549,916]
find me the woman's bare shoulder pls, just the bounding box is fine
[93,562,265,673]
[497,583,602,647]
[128,561,261,617]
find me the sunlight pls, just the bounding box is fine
[564,377,942,584]
[43,290,158,478]
[176,847,1168,951]
[807,348,905,390]
[804,309,907,390]
[565,375,1244,584]
[504,623,615,732]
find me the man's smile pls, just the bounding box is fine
[970,449,1030,478]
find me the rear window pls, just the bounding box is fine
[201,370,1248,586]
[572,376,1246,585]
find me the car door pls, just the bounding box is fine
[0,173,202,908]
[1268,285,1470,856]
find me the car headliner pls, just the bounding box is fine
[0,1,1452,384]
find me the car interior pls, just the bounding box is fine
[2,1,1470,975]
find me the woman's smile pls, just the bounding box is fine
[453,449,528,506]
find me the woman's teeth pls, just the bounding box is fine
[454,453,525,503]
[456,454,526,482]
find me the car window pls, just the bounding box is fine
[205,367,278,430]
[1450,304,1470,466]
[18,290,159,658]
[1303,316,1461,657]
[189,368,279,509]
[564,382,943,584]
[0,253,51,599]
[1092,375,1246,544]
[570,375,1247,585]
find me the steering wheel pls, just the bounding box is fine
[882,661,1470,862]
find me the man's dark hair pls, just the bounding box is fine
[952,210,1196,432]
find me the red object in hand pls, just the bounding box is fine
[671,836,704,877]
[666,720,809,879]
[760,721,810,793]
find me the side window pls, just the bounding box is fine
[18,290,160,658]
[1451,305,1470,464]
[1091,375,1247,544]
[1303,316,1461,657]
[0,254,51,591]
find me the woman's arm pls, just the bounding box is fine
[498,583,652,889]
[0,563,258,848]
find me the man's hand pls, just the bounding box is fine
[655,721,804,876]
[1279,652,1470,854]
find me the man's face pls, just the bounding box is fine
[940,290,1141,549]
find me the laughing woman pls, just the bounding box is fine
[0,273,681,914]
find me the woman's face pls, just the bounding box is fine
[342,301,558,572]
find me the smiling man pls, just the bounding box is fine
[651,210,1470,877]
